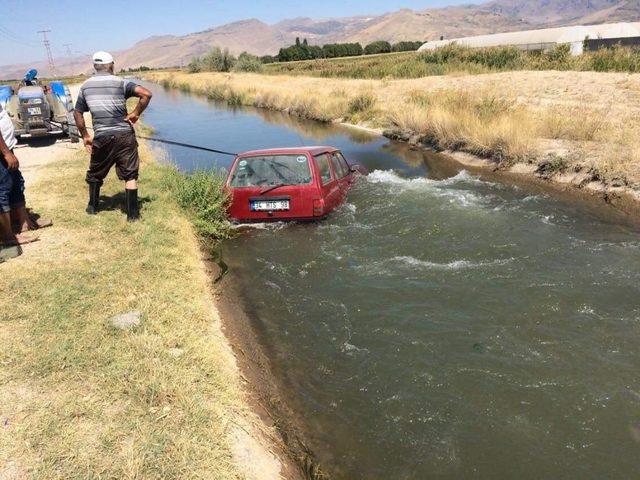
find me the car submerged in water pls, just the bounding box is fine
[226,146,361,222]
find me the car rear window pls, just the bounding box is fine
[315,154,333,184]
[230,154,312,187]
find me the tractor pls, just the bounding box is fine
[0,69,79,143]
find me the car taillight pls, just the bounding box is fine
[313,198,325,216]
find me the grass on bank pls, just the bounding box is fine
[0,144,242,478]
[264,44,640,79]
[144,70,640,188]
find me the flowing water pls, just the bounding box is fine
[144,83,640,479]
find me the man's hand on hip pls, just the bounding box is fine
[4,150,19,170]
[126,113,139,125]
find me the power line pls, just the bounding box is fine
[37,29,56,77]
[0,24,39,47]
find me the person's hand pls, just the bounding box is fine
[83,135,93,155]
[126,112,139,125]
[4,150,19,170]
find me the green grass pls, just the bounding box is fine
[263,44,640,79]
[163,168,232,239]
[0,145,243,479]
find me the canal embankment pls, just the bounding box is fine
[0,136,290,479]
[143,70,640,217]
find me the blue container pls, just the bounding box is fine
[49,81,66,98]
[24,69,38,83]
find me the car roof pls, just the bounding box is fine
[237,146,338,158]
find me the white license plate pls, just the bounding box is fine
[28,107,41,115]
[251,200,290,211]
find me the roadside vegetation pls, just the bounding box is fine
[144,69,640,191]
[0,142,243,478]
[265,43,640,78]
[163,168,232,238]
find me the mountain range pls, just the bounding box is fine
[3,0,640,79]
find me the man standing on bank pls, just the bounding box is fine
[73,51,152,221]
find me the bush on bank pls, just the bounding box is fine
[163,167,232,239]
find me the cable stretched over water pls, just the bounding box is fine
[134,135,238,156]
[45,120,238,156]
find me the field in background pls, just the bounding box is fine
[264,45,640,79]
[144,69,640,191]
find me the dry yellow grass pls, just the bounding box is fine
[144,70,640,188]
[0,143,253,479]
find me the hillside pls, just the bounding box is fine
[3,0,640,79]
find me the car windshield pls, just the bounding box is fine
[230,154,312,187]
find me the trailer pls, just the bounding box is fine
[0,69,79,143]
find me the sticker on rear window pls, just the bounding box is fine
[296,156,306,163]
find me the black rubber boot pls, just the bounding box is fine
[126,188,140,222]
[86,182,100,215]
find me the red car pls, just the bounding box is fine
[226,146,359,222]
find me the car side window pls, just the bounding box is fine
[336,152,351,176]
[315,154,333,184]
[330,153,347,179]
[331,152,351,178]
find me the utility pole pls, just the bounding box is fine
[37,29,57,77]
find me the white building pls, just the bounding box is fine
[418,22,640,56]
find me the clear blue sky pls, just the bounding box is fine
[0,0,470,65]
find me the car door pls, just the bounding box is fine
[331,151,353,198]
[315,153,340,210]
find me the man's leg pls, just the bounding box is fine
[0,159,37,245]
[85,136,114,215]
[7,165,51,232]
[1,211,38,246]
[115,134,140,222]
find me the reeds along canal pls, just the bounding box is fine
[143,82,640,479]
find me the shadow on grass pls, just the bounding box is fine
[99,192,152,215]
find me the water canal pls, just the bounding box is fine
[143,82,640,479]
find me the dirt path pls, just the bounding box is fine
[15,137,81,185]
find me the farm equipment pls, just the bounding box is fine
[0,69,79,142]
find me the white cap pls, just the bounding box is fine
[92,51,114,64]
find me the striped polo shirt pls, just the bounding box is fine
[74,73,138,138]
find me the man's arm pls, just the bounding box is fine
[73,110,92,154]
[73,87,92,154]
[0,133,18,170]
[125,85,153,125]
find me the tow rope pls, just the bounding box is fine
[45,120,238,156]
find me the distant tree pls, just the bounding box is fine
[303,38,308,46]
[278,41,323,61]
[234,52,264,72]
[201,46,236,72]
[188,57,203,73]
[188,47,236,73]
[260,55,277,64]
[391,41,424,52]
[322,42,363,58]
[364,41,392,55]
[296,37,301,46]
